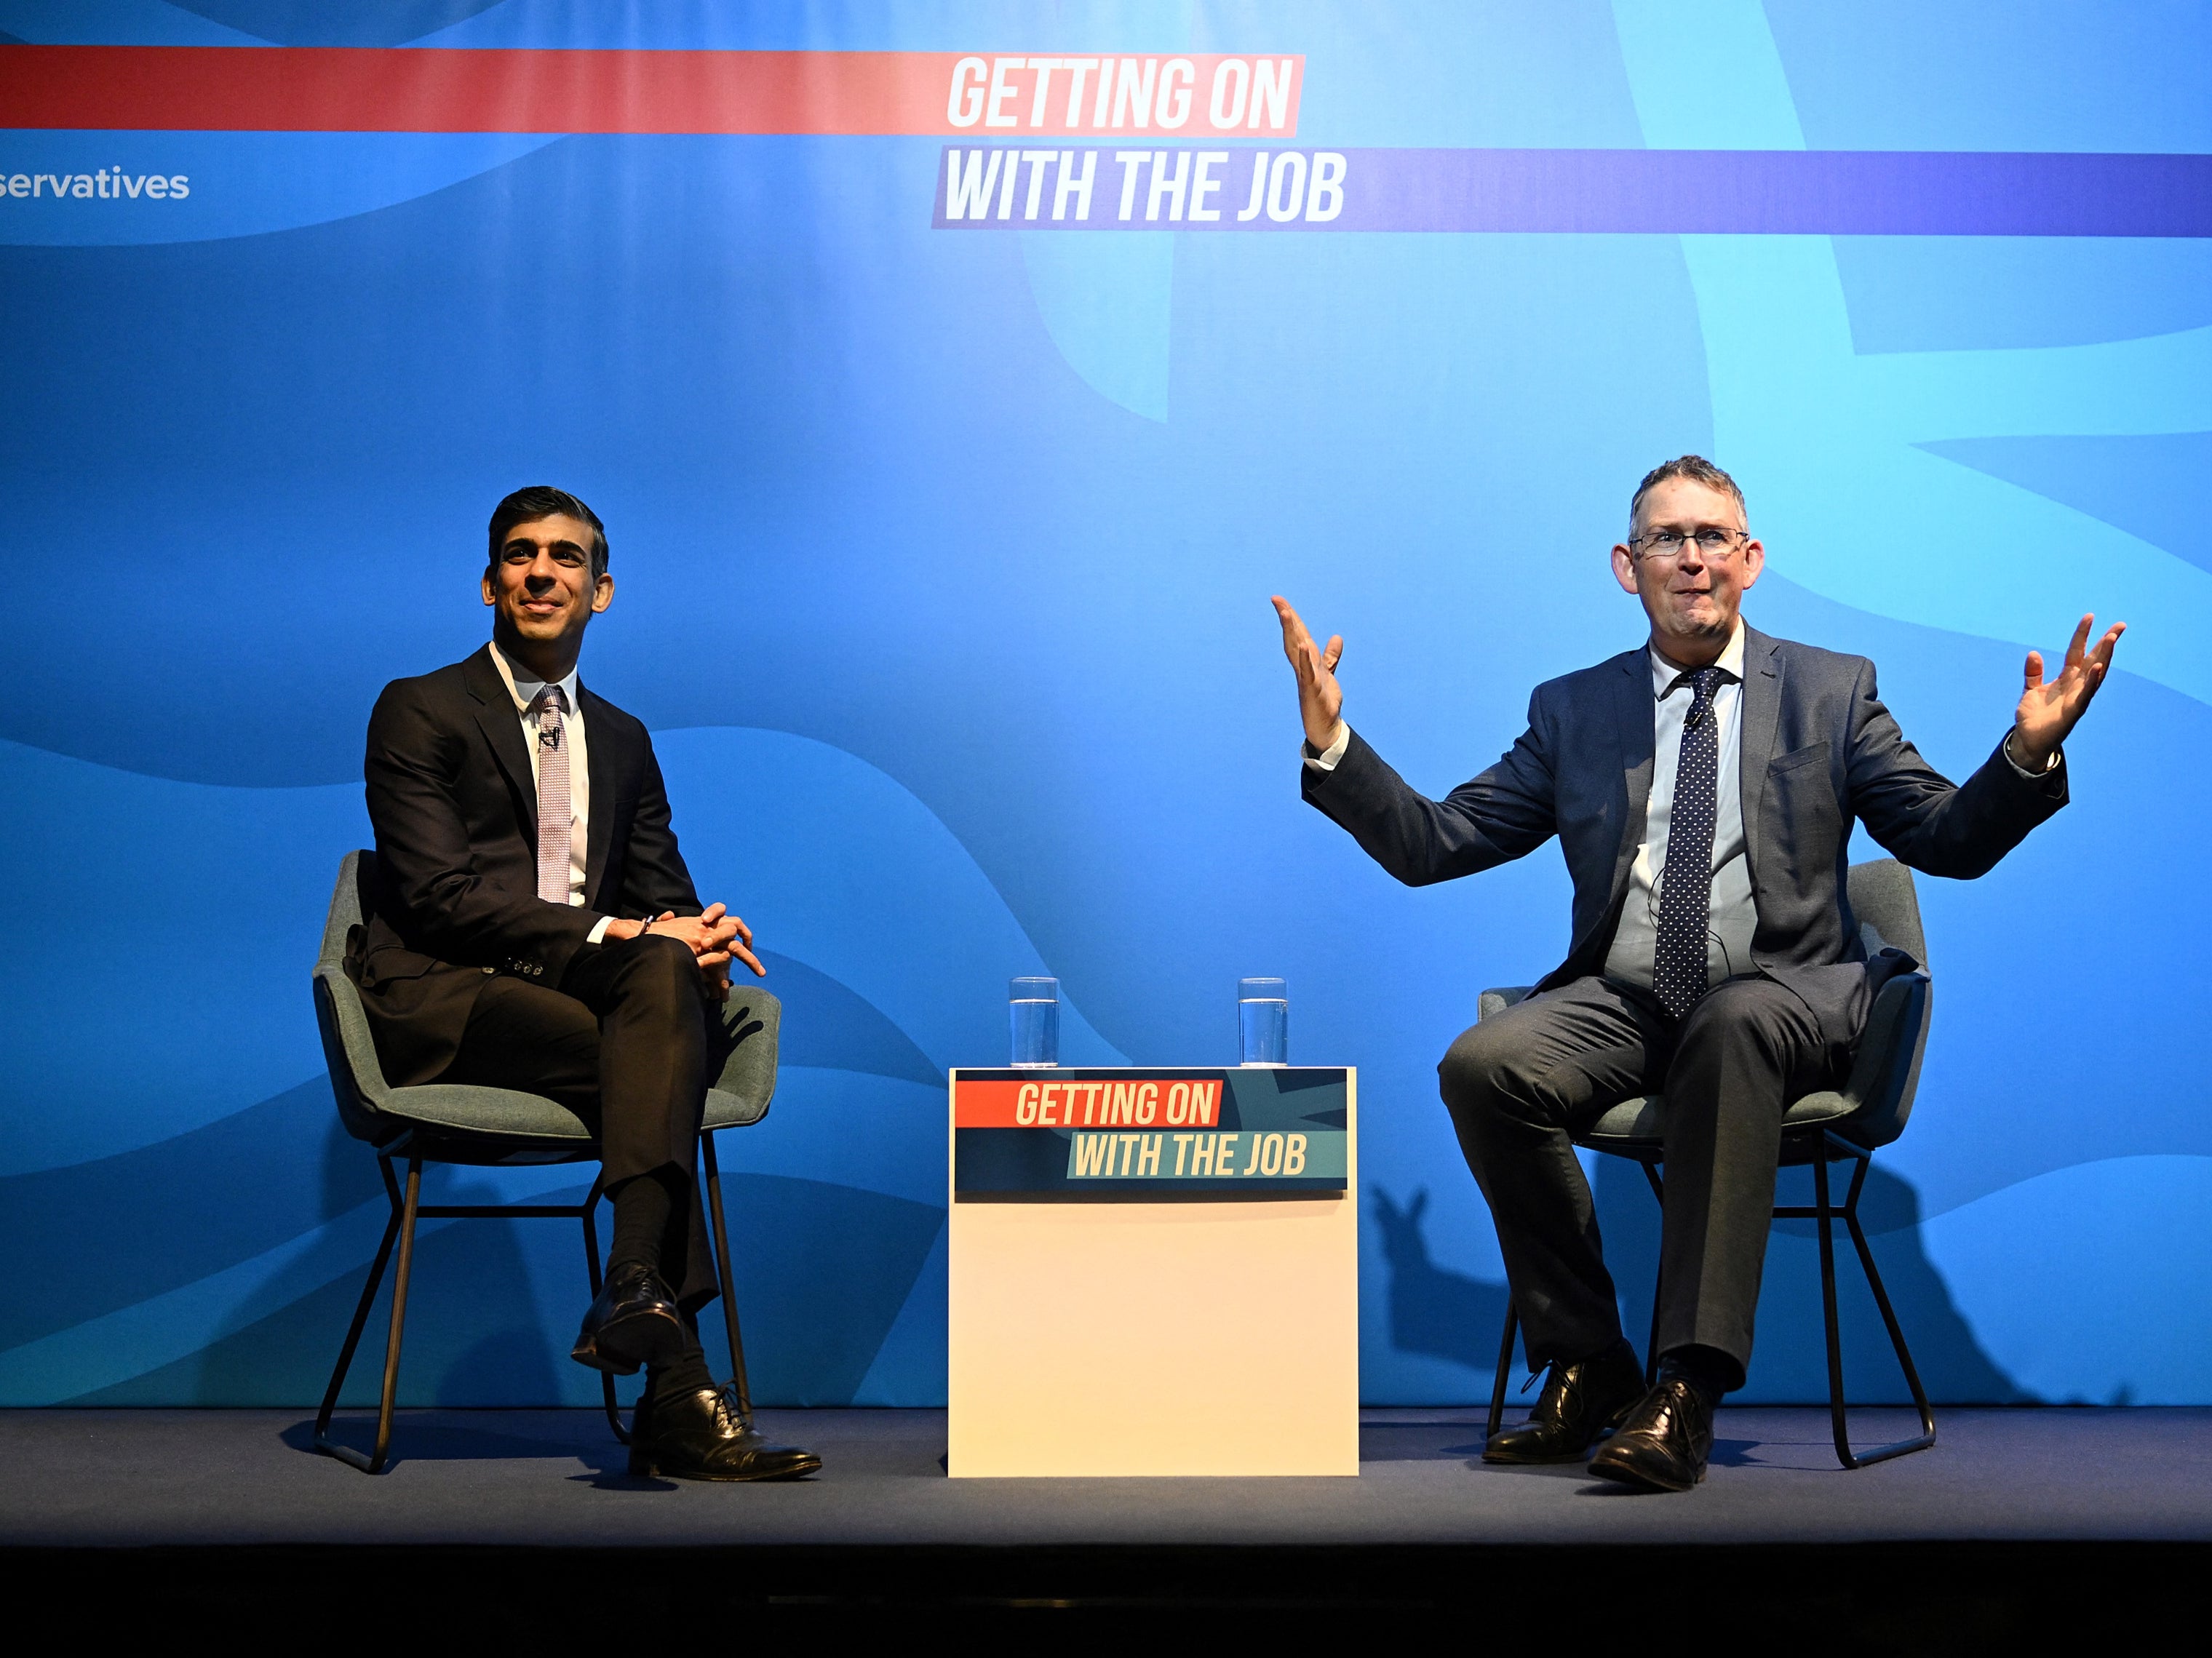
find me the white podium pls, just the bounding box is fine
[946,1067,1357,1478]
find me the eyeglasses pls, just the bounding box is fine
[1629,527,1746,559]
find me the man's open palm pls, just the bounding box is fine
[1273,596,1345,752]
[2015,613,2125,768]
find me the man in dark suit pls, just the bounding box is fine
[1274,455,2121,1491]
[354,485,819,1481]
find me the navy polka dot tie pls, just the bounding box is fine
[1654,667,1723,1021]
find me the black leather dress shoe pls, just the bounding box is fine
[628,1387,824,1482]
[1588,1372,1716,1491]
[570,1262,686,1376]
[1483,1339,1646,1464]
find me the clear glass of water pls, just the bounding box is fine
[1238,977,1288,1067]
[1009,976,1059,1067]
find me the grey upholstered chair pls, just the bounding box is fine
[1481,856,1936,1470]
[311,850,781,1473]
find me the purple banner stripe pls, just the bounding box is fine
[934,147,2212,235]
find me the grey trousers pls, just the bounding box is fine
[1438,974,1845,1390]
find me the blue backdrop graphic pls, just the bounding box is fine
[4,1,2210,1408]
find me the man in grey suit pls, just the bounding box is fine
[1273,455,2122,1491]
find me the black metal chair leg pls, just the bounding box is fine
[313,1161,405,1467]
[1812,1148,1936,1470]
[365,1158,425,1473]
[699,1131,756,1426]
[1812,1151,1854,1467]
[1485,1300,1519,1442]
[1641,1163,1667,1384]
[317,1157,422,1475]
[1837,1152,1937,1465]
[578,1171,630,1446]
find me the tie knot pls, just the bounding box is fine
[533,685,568,718]
[1679,666,1722,704]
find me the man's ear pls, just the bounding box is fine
[591,572,616,614]
[1738,538,1766,591]
[482,568,498,606]
[1610,543,1641,597]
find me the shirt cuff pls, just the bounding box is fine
[586,916,613,945]
[2003,733,2061,778]
[1302,721,1351,773]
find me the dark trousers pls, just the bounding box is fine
[442,933,726,1309]
[1438,974,1845,1390]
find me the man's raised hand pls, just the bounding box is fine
[1272,596,1345,752]
[2012,613,2125,770]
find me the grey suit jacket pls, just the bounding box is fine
[1302,626,2067,1047]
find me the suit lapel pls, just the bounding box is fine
[463,645,537,832]
[581,687,619,909]
[1738,626,1783,882]
[1610,647,1655,905]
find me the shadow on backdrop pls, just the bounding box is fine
[72,1121,943,1408]
[0,1080,381,1357]
[1373,1157,2030,1405]
[1370,1186,1519,1379]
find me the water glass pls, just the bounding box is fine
[1238,977,1289,1067]
[1009,976,1059,1067]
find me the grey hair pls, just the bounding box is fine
[1628,455,1746,537]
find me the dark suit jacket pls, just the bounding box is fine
[352,644,704,1086]
[1302,626,2067,1047]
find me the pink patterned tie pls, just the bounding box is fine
[533,685,571,904]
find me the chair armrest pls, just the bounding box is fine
[1479,987,1535,1022]
[314,964,403,1145]
[1833,970,1932,1149]
[706,987,781,1128]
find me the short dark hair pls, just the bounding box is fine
[1629,455,1746,535]
[488,486,608,579]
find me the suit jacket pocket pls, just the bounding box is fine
[1765,741,1840,877]
[357,934,446,989]
[1769,740,1831,775]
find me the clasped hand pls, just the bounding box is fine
[622,903,764,1002]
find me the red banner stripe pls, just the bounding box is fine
[0,47,1302,137]
[954,1077,1225,1129]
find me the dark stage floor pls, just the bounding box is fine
[5,1408,2209,1641]
[7,1404,2212,1545]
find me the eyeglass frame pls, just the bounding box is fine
[1626,525,1752,559]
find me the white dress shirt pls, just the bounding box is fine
[489,642,612,944]
[1602,623,1754,990]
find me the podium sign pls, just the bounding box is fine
[947,1067,1358,1478]
[954,1069,1350,1195]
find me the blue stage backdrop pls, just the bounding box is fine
[4,1,2209,1409]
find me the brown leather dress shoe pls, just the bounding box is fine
[570,1262,686,1376]
[1587,1372,1716,1491]
[628,1387,824,1482]
[1483,1339,1646,1464]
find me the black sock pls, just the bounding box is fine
[1659,1343,1737,1399]
[1583,1334,1637,1368]
[608,1168,683,1276]
[644,1322,715,1406]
